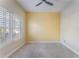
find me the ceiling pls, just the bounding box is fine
[16,0,72,12]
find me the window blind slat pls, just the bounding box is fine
[0,7,23,44]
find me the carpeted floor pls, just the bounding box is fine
[9,43,79,58]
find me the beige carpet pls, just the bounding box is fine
[9,43,79,58]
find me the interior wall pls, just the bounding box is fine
[0,0,25,57]
[61,0,79,54]
[25,12,60,42]
[0,0,25,17]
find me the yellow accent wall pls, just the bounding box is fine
[25,12,60,42]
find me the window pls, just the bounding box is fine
[12,14,23,40]
[0,7,23,44]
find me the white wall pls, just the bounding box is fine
[0,0,25,16]
[61,0,79,55]
[0,0,25,57]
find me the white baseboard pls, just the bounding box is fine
[4,42,26,58]
[28,41,60,43]
[61,41,79,56]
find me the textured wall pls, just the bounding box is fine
[25,12,60,42]
[61,0,79,55]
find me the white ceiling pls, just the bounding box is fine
[16,0,72,12]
